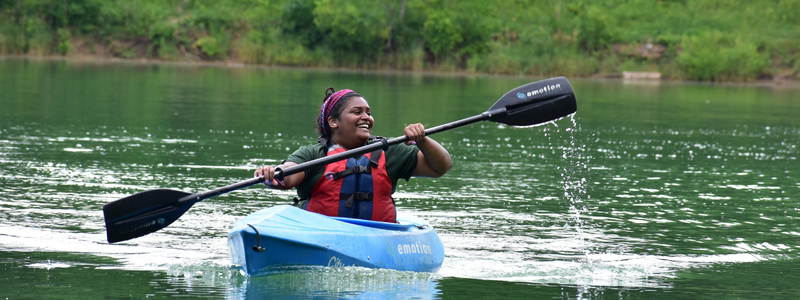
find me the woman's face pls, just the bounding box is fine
[330,97,373,148]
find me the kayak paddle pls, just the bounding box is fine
[103,76,577,243]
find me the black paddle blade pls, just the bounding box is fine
[103,189,194,243]
[488,77,577,126]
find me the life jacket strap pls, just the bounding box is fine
[341,192,374,208]
[328,165,371,181]
[369,149,382,168]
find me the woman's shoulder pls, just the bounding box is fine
[385,142,419,161]
[298,143,325,152]
[286,143,326,163]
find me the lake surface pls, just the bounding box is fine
[1,58,799,299]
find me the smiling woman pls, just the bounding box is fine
[254,87,453,223]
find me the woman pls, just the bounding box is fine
[254,87,452,223]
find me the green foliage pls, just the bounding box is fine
[455,15,491,58]
[568,2,611,52]
[25,17,53,55]
[777,0,800,24]
[677,31,769,81]
[281,0,323,48]
[0,19,25,53]
[120,48,136,59]
[577,16,610,52]
[149,21,178,59]
[423,10,461,59]
[67,0,104,32]
[312,0,389,58]
[56,28,74,55]
[0,0,797,80]
[237,30,267,64]
[193,36,220,57]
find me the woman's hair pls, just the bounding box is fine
[316,87,363,138]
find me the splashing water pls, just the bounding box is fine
[559,115,592,245]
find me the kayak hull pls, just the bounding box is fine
[228,205,444,276]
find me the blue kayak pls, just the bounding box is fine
[227,205,445,276]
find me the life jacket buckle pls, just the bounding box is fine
[352,165,371,174]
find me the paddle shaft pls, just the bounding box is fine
[175,107,507,205]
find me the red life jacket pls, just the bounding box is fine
[306,146,396,223]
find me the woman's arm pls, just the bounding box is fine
[254,161,305,190]
[404,123,453,177]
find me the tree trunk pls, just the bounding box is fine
[385,0,407,51]
[16,0,21,23]
[63,0,68,26]
[557,0,562,21]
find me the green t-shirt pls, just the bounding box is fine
[284,141,419,200]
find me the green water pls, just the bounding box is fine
[1,58,799,299]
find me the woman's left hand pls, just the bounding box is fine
[404,123,426,145]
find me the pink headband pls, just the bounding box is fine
[318,89,355,135]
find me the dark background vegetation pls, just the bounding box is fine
[1,0,798,81]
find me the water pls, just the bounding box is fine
[1,58,799,299]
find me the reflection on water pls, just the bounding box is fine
[1,59,800,298]
[228,267,441,299]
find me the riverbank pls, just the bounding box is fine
[2,1,798,83]
[4,54,798,90]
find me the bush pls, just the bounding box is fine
[677,32,769,81]
[25,18,53,55]
[453,13,492,61]
[423,10,461,59]
[718,41,769,81]
[56,28,74,55]
[237,31,266,64]
[0,19,26,53]
[312,0,388,58]
[281,0,323,48]
[149,21,178,59]
[577,16,610,52]
[193,36,220,57]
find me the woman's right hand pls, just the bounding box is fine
[253,161,302,190]
[254,165,285,187]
